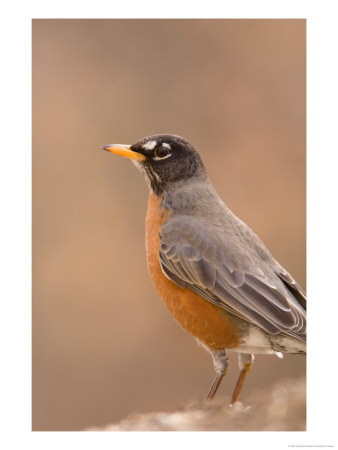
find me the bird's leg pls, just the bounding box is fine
[230,353,254,406]
[206,349,229,401]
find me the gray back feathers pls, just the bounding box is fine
[159,179,306,340]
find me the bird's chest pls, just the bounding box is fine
[145,192,241,351]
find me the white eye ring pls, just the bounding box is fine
[153,145,171,161]
[153,153,171,161]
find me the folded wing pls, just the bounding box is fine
[159,216,306,340]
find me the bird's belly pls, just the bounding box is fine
[230,325,306,356]
[145,192,242,351]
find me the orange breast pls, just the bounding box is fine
[145,192,241,351]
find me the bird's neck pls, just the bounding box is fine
[157,178,220,216]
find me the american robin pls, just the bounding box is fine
[103,134,306,405]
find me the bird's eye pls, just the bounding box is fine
[154,146,171,159]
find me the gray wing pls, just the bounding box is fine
[159,216,306,340]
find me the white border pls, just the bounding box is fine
[1,1,337,449]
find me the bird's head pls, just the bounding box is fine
[103,134,207,196]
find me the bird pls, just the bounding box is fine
[102,134,306,405]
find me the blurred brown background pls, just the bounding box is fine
[32,19,305,431]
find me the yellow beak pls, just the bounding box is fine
[102,144,146,162]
